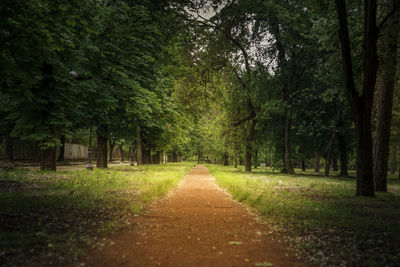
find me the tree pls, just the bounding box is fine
[335,0,399,196]
[373,0,399,192]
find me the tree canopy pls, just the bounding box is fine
[1,0,399,196]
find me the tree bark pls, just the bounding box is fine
[136,126,142,165]
[245,120,256,172]
[301,159,306,172]
[284,106,295,174]
[40,146,56,171]
[373,0,399,192]
[57,135,65,162]
[314,153,320,173]
[96,124,108,168]
[335,0,378,196]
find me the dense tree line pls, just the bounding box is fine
[0,0,399,197]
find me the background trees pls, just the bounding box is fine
[0,0,398,196]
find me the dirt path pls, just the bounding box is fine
[76,165,307,267]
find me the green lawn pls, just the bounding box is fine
[206,164,400,267]
[0,162,193,266]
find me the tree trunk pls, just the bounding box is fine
[109,139,115,162]
[136,126,142,165]
[325,102,343,176]
[197,151,201,164]
[57,135,65,162]
[338,133,349,177]
[245,120,256,172]
[234,151,238,168]
[254,149,258,169]
[128,146,132,161]
[119,146,123,162]
[353,111,375,195]
[5,135,14,161]
[224,152,229,166]
[142,149,150,164]
[373,0,398,192]
[245,143,252,172]
[335,0,378,196]
[159,151,163,164]
[324,131,337,176]
[301,159,306,172]
[332,154,338,171]
[314,153,320,173]
[284,106,295,174]
[96,124,108,168]
[131,146,136,165]
[40,146,56,171]
[172,152,178,163]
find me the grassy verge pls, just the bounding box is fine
[0,162,193,266]
[206,164,400,267]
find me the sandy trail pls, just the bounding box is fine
[76,165,307,267]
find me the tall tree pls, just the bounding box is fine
[373,0,399,192]
[335,0,379,196]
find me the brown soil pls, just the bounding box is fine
[75,165,308,267]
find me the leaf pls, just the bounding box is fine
[254,262,273,266]
[229,241,243,245]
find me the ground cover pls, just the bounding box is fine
[207,164,400,266]
[0,162,193,266]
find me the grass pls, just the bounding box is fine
[0,162,193,266]
[206,164,400,267]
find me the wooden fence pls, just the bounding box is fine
[64,143,88,160]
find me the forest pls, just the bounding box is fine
[0,0,399,266]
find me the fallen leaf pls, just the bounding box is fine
[255,262,273,266]
[229,241,243,245]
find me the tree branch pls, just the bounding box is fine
[233,112,255,127]
[377,4,400,33]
